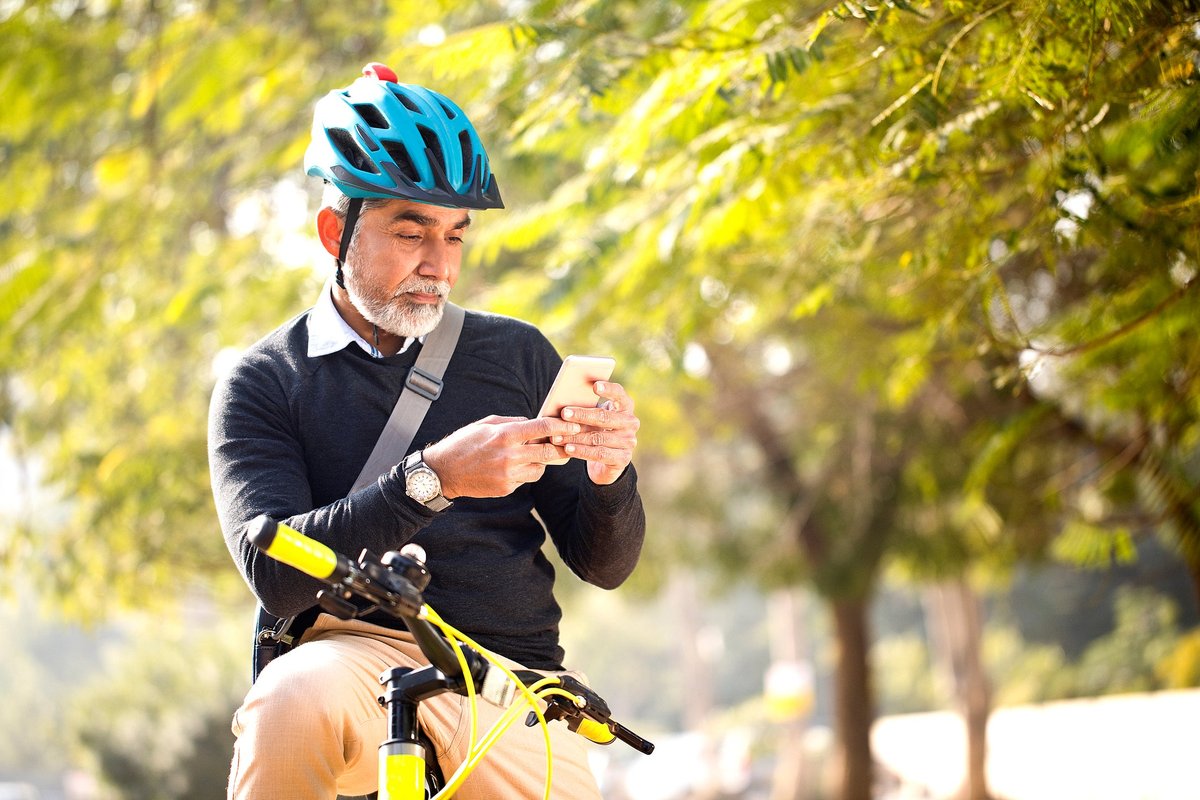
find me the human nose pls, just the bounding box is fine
[416,239,455,281]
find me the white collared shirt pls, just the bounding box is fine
[306,279,418,359]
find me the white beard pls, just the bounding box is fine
[344,271,450,339]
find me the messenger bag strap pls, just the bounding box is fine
[350,302,465,493]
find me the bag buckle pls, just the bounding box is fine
[405,367,444,401]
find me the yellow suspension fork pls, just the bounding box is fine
[378,740,426,800]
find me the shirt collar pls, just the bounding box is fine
[306,278,417,359]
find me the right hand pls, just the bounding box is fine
[420,415,583,499]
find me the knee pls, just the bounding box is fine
[237,646,355,732]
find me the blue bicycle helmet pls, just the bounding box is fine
[305,63,503,210]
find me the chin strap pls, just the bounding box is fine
[335,196,364,289]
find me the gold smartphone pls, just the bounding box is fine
[537,355,616,465]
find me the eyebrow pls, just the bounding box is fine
[391,210,472,229]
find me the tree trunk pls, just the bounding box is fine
[768,589,813,800]
[925,580,992,800]
[672,571,714,732]
[831,595,874,800]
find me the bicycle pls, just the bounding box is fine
[246,515,655,800]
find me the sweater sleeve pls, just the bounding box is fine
[531,460,646,590]
[207,354,433,618]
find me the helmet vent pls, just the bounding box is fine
[353,103,390,130]
[458,131,473,182]
[417,124,446,175]
[392,89,422,114]
[383,141,421,184]
[438,100,458,120]
[328,127,379,174]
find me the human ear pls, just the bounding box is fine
[316,207,344,259]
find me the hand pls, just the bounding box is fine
[422,415,585,499]
[553,381,640,486]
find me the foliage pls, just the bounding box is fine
[0,604,82,775]
[873,633,938,714]
[0,600,245,797]
[0,0,472,616]
[561,575,776,730]
[2,0,1195,630]
[67,610,246,800]
[1068,586,1181,697]
[983,624,1073,707]
[987,586,1196,706]
[4,1,1200,797]
[427,3,1200,789]
[410,0,1200,602]
[1156,628,1200,689]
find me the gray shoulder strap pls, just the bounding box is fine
[350,303,465,493]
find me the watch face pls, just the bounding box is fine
[406,467,440,503]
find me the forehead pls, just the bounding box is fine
[366,198,470,228]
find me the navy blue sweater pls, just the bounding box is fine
[208,307,645,669]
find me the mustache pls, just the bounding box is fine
[393,279,451,299]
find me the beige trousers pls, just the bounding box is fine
[228,614,603,800]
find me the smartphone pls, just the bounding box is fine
[537,355,616,465]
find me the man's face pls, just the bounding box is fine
[341,198,471,339]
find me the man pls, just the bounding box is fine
[208,63,645,799]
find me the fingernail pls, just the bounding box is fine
[596,382,606,393]
[562,409,574,419]
[552,436,563,444]
[565,444,576,453]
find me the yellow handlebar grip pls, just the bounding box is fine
[575,718,616,745]
[247,516,341,580]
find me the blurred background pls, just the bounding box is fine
[2,1,1199,798]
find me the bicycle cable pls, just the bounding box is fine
[424,606,557,800]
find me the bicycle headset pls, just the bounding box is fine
[303,62,505,283]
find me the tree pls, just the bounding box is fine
[4,2,1198,799]
[0,0,456,615]
[418,0,1200,797]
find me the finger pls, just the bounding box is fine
[563,441,631,468]
[555,426,636,450]
[561,403,640,432]
[516,416,582,443]
[526,441,570,465]
[593,381,634,413]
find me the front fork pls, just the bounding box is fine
[378,741,426,800]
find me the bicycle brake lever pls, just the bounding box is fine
[523,676,655,754]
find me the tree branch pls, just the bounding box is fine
[1030,277,1195,358]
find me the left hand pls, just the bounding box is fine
[552,380,640,485]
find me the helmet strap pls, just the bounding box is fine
[335,197,364,289]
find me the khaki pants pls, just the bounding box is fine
[228,614,603,800]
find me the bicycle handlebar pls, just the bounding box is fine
[246,515,654,756]
[247,516,478,680]
[248,514,353,583]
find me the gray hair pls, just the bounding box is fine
[322,184,391,219]
[322,187,392,281]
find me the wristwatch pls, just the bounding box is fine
[403,450,452,512]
